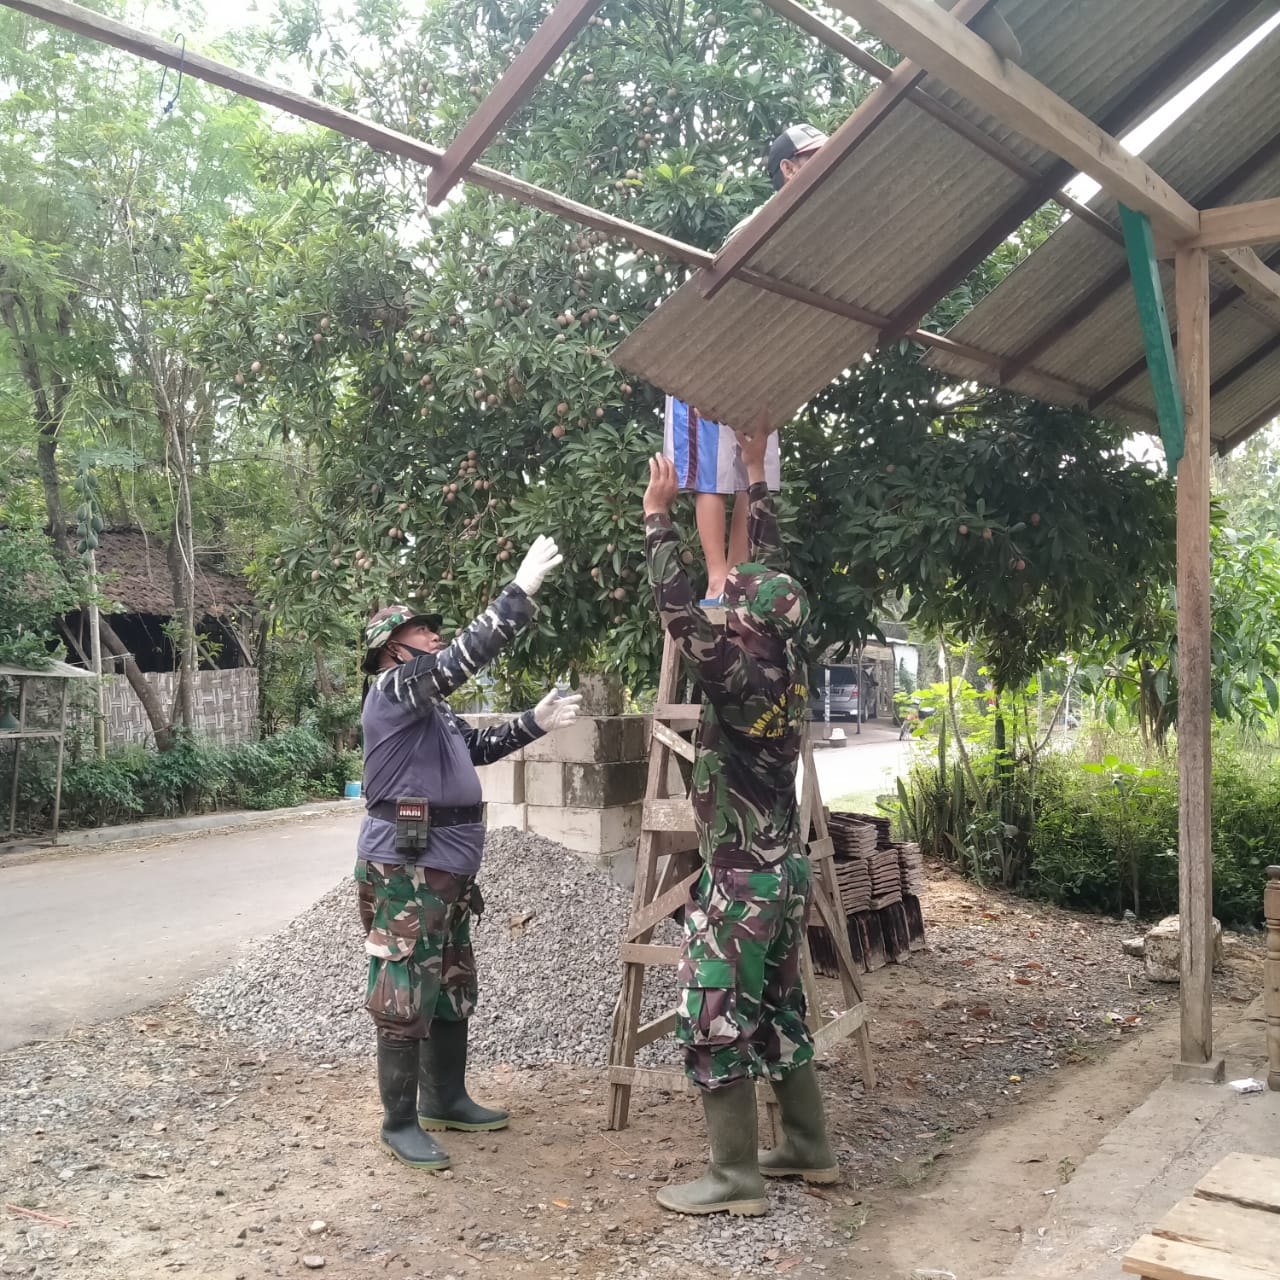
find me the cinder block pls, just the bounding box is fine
[525,802,642,855]
[599,845,638,890]
[524,760,648,808]
[576,673,627,717]
[522,715,649,764]
[485,802,527,833]
[523,761,567,808]
[480,759,524,804]
[567,761,648,807]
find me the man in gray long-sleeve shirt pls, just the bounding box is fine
[356,534,581,1172]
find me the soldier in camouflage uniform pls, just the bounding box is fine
[643,431,839,1217]
[356,534,582,1172]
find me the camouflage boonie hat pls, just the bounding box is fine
[362,604,442,674]
[723,563,810,640]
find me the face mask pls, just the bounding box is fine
[394,642,437,663]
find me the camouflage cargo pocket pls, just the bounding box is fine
[677,956,740,1048]
[361,866,442,1037]
[365,953,431,1037]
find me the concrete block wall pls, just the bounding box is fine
[470,711,649,887]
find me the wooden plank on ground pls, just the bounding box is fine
[1155,1194,1280,1262]
[1122,1233,1280,1280]
[1195,1153,1280,1214]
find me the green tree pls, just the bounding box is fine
[0,526,81,668]
[178,0,1177,700]
[0,2,277,744]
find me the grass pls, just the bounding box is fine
[828,790,884,815]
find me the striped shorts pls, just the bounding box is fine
[664,397,781,495]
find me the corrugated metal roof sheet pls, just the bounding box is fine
[925,16,1280,448]
[612,0,1262,430]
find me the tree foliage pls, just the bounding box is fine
[0,526,81,668]
[173,0,1179,696]
[0,2,291,740]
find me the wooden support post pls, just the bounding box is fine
[1172,245,1223,1084]
[51,680,70,846]
[1266,866,1280,1091]
[7,676,27,837]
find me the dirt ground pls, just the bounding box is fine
[0,862,1264,1280]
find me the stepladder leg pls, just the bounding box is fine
[856,1023,876,1090]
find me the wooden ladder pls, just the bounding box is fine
[606,630,876,1131]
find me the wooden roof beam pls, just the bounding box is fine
[0,0,718,270]
[881,0,1265,339]
[1179,197,1280,253]
[1210,248,1280,326]
[426,0,604,206]
[1088,249,1280,410]
[1000,125,1280,383]
[697,0,1001,301]
[827,0,1201,241]
[759,0,1119,242]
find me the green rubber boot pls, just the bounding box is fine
[417,1019,509,1132]
[655,1078,768,1217]
[758,1063,839,1184]
[377,1035,451,1170]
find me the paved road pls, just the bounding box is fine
[809,719,913,806]
[0,812,360,1052]
[0,728,910,1053]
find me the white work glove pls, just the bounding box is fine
[532,689,583,733]
[513,533,563,597]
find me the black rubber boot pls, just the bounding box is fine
[417,1019,509,1132]
[758,1062,839,1183]
[655,1078,768,1216]
[377,1035,450,1170]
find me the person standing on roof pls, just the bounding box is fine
[356,535,582,1172]
[642,425,838,1218]
[663,123,828,604]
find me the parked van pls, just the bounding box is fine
[808,664,877,721]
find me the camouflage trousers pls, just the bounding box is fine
[354,859,479,1041]
[677,849,815,1089]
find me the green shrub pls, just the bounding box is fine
[12,724,349,832]
[1027,737,1277,927]
[58,750,147,828]
[220,724,331,809]
[897,729,1278,928]
[1030,753,1180,919]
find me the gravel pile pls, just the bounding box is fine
[190,827,681,1068]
